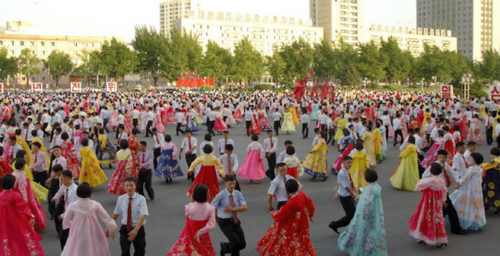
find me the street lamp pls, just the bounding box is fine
[461,74,474,102]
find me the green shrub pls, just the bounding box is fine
[199,85,214,91]
[254,84,274,90]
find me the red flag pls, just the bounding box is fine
[197,78,202,88]
[177,77,183,87]
[192,71,197,76]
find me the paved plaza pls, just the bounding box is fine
[40,120,500,256]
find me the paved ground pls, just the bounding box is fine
[39,119,500,255]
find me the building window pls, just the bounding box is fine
[51,42,56,47]
[41,42,45,46]
[32,51,35,55]
[32,76,35,81]
[0,41,2,46]
[42,50,46,55]
[10,50,14,55]
[42,77,45,81]
[20,41,25,46]
[31,41,35,46]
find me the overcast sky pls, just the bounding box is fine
[0,0,416,42]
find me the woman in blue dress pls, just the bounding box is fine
[185,109,200,133]
[338,169,388,256]
[311,101,319,121]
[156,134,183,183]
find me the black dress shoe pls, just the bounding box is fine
[220,242,225,256]
[328,222,339,234]
[451,229,467,235]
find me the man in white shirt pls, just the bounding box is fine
[217,131,234,155]
[320,110,329,131]
[206,108,217,136]
[179,130,197,181]
[244,108,253,136]
[300,110,310,139]
[145,107,155,138]
[392,113,403,146]
[116,110,125,139]
[272,109,282,136]
[41,110,51,136]
[263,130,278,179]
[219,144,240,191]
[267,163,301,211]
[174,108,185,136]
[116,125,129,150]
[132,108,140,128]
[21,122,33,144]
[463,141,476,164]
[51,170,78,249]
[452,141,468,178]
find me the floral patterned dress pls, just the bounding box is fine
[61,139,81,178]
[256,191,317,255]
[107,149,137,195]
[481,158,500,211]
[128,135,140,175]
[303,139,328,178]
[338,183,387,256]
[96,134,117,165]
[155,142,183,180]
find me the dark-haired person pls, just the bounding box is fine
[179,130,197,181]
[167,184,217,255]
[219,144,240,191]
[452,141,468,178]
[12,158,46,230]
[187,144,225,202]
[0,147,13,193]
[30,141,48,186]
[0,175,44,255]
[211,174,247,256]
[136,141,155,200]
[115,125,128,151]
[410,163,448,247]
[390,135,419,192]
[46,164,63,230]
[276,140,294,164]
[61,182,117,256]
[112,177,149,256]
[79,138,108,188]
[15,128,34,167]
[31,129,50,170]
[282,146,304,179]
[263,130,278,180]
[257,178,316,255]
[108,139,138,195]
[463,141,476,164]
[329,156,356,234]
[156,135,183,183]
[267,162,302,212]
[51,170,77,249]
[238,135,266,183]
[60,131,81,179]
[217,131,234,156]
[481,147,500,214]
[4,136,22,164]
[338,169,387,255]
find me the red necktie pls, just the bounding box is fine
[142,153,145,164]
[463,156,469,168]
[227,155,233,174]
[127,197,132,231]
[63,187,69,212]
[118,134,122,143]
[156,136,159,145]
[230,194,238,223]
[488,118,491,129]
[348,172,356,192]
[188,138,191,150]
[442,165,451,187]
[270,139,273,151]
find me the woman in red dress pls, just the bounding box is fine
[186,145,225,202]
[167,184,216,256]
[0,148,13,193]
[0,174,44,255]
[60,132,81,178]
[249,111,262,135]
[127,128,140,175]
[167,104,176,124]
[409,163,448,247]
[123,111,134,134]
[256,179,317,255]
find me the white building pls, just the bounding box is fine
[416,0,500,61]
[362,25,457,57]
[309,0,365,46]
[172,10,324,56]
[159,0,201,35]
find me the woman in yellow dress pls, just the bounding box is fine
[389,136,419,192]
[79,138,108,188]
[348,141,370,194]
[281,108,296,133]
[334,112,348,141]
[421,109,432,136]
[302,131,329,181]
[16,130,33,166]
[289,105,300,125]
[373,122,384,163]
[11,150,48,203]
[361,125,376,166]
[480,104,487,119]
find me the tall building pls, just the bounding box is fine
[0,21,121,87]
[416,0,500,61]
[309,0,365,46]
[159,0,201,35]
[173,10,323,56]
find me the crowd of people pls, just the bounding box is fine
[0,89,499,255]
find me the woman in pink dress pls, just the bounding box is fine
[108,109,119,131]
[238,135,266,182]
[160,106,168,126]
[12,158,46,230]
[167,184,216,256]
[107,140,138,195]
[466,114,483,142]
[0,174,44,256]
[152,110,166,134]
[213,111,228,134]
[257,109,272,130]
[167,104,176,123]
[123,111,134,134]
[421,130,445,168]
[61,132,81,178]
[409,163,448,247]
[61,182,117,256]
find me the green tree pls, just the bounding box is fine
[231,37,264,87]
[280,38,314,85]
[17,48,41,86]
[476,49,500,82]
[73,50,101,87]
[99,38,137,81]
[312,39,336,80]
[357,40,388,86]
[0,48,18,80]
[131,25,168,86]
[200,40,232,83]
[266,45,286,86]
[44,50,73,87]
[160,28,188,81]
[380,37,411,83]
[332,38,359,86]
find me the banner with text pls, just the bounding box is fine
[31,83,43,93]
[440,84,453,99]
[0,83,3,93]
[70,82,82,93]
[107,82,117,92]
[490,86,500,101]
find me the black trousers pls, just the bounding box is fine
[120,225,146,256]
[385,125,389,140]
[138,169,154,199]
[497,135,500,148]
[133,118,138,128]
[265,152,276,179]
[277,201,287,210]
[302,123,309,138]
[330,195,355,229]
[48,179,60,217]
[176,122,184,135]
[394,129,404,144]
[153,148,161,171]
[60,228,69,250]
[245,121,251,136]
[486,127,493,145]
[274,120,280,136]
[54,200,64,237]
[42,122,50,136]
[443,193,462,233]
[145,121,153,137]
[218,219,246,256]
[33,171,48,188]
[207,120,215,136]
[185,154,197,169]
[327,128,335,144]
[103,118,110,133]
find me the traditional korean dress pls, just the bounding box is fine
[409,176,448,245]
[16,136,34,166]
[61,139,81,178]
[258,110,272,130]
[14,163,49,204]
[466,118,483,142]
[156,142,183,180]
[249,113,262,135]
[282,155,304,179]
[372,128,383,162]
[334,117,348,141]
[128,134,140,176]
[338,183,388,256]
[290,107,300,125]
[481,158,500,212]
[238,141,266,181]
[79,147,108,188]
[280,112,296,133]
[349,149,370,193]
[167,106,176,123]
[167,202,216,256]
[107,149,138,195]
[186,112,200,132]
[153,113,166,134]
[0,159,12,193]
[449,165,486,231]
[303,138,328,178]
[256,191,317,256]
[124,115,134,134]
[362,132,376,166]
[333,136,355,173]
[61,198,117,256]
[0,190,44,256]
[12,170,46,230]
[213,112,228,132]
[233,107,243,122]
[390,144,420,192]
[379,126,388,159]
[421,137,445,168]
[187,154,225,202]
[96,134,117,165]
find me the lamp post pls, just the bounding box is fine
[461,74,474,103]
